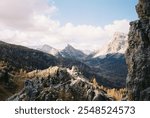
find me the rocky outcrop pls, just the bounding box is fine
[126,0,150,100]
[136,0,150,19]
[8,66,114,101]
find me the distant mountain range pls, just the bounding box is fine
[36,32,128,87]
[0,32,128,100]
[37,44,87,60]
[37,32,128,60]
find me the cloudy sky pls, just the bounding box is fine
[0,0,138,50]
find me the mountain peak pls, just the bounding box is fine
[38,44,60,56]
[60,44,86,60]
[65,44,75,50]
[93,32,128,58]
[42,44,53,49]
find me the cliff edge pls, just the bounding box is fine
[126,0,150,100]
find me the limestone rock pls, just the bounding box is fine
[126,0,150,100]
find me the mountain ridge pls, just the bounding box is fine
[37,44,61,57]
[0,33,128,100]
[8,66,126,101]
[60,44,87,60]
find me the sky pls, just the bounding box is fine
[0,0,138,51]
[52,0,138,26]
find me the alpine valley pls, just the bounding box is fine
[0,32,128,101]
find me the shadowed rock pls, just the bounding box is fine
[126,0,150,100]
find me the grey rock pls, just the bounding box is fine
[136,0,150,19]
[8,66,113,101]
[125,0,150,100]
[140,87,150,100]
[92,92,113,101]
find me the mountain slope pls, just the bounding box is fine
[84,32,128,87]
[0,41,93,80]
[37,44,61,57]
[0,41,61,100]
[85,54,127,87]
[60,44,87,60]
[0,41,58,71]
[8,66,115,101]
[92,32,128,58]
[0,40,127,101]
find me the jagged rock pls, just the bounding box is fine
[87,88,95,101]
[136,0,150,19]
[92,92,113,101]
[126,0,150,100]
[140,87,150,100]
[60,44,87,60]
[8,66,113,101]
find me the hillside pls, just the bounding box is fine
[85,53,127,87]
[0,41,126,88]
[8,66,126,101]
[84,32,128,87]
[0,40,127,100]
[37,44,61,57]
[0,41,58,71]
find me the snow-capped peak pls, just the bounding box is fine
[93,32,128,58]
[38,44,59,56]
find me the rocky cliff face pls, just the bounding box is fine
[126,0,150,100]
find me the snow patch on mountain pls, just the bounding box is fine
[37,44,60,56]
[93,32,128,58]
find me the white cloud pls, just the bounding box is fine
[51,20,129,50]
[0,0,57,29]
[104,19,129,37]
[0,0,130,50]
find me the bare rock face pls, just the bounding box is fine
[126,0,150,100]
[136,0,150,19]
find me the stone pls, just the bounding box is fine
[140,87,150,100]
[8,66,114,101]
[126,0,150,100]
[136,0,150,19]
